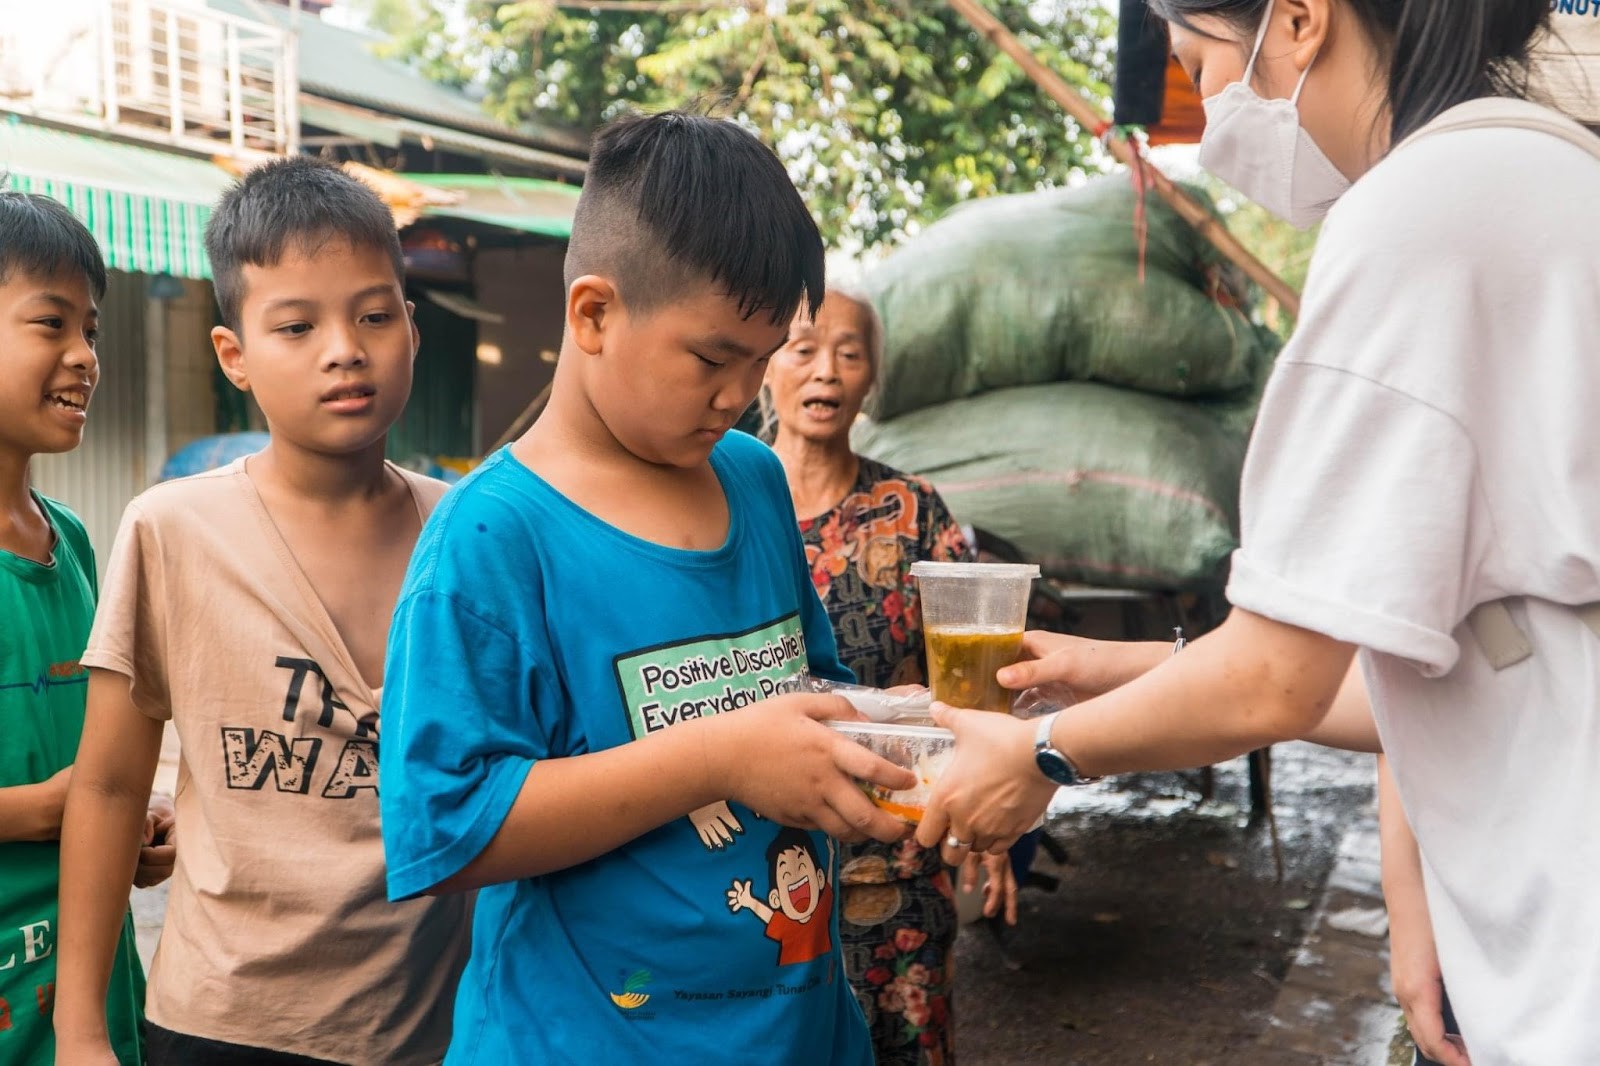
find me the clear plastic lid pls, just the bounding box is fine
[909,561,1040,580]
[826,720,954,742]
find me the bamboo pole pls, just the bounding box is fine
[946,0,1302,318]
[489,379,555,454]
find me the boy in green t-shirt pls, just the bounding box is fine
[0,190,171,1064]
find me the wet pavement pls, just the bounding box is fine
[129,738,1394,1064]
[950,741,1390,1064]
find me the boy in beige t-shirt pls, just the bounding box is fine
[54,157,470,1065]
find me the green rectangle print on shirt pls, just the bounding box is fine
[615,613,809,739]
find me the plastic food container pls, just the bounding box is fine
[832,684,934,723]
[828,720,955,825]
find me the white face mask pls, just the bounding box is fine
[1196,0,1352,228]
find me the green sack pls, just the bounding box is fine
[853,381,1262,590]
[860,177,1260,422]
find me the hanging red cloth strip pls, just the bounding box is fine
[1103,126,1152,283]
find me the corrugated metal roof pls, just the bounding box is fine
[405,173,581,240]
[0,118,231,278]
[209,0,588,159]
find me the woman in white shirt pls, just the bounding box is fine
[917,2,1600,1064]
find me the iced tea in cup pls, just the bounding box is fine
[911,561,1039,712]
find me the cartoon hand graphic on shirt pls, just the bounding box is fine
[727,878,772,921]
[689,800,745,850]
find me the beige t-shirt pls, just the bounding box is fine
[83,460,470,1065]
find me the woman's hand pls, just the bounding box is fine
[960,849,1019,925]
[996,632,1169,700]
[1392,920,1470,1066]
[1380,756,1470,1065]
[913,706,1055,865]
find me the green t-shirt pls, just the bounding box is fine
[0,495,144,1065]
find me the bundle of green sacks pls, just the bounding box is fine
[852,176,1282,591]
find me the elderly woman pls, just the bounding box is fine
[766,288,1012,1066]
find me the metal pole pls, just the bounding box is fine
[945,0,1301,318]
[100,1,121,126]
[228,24,243,151]
[165,6,182,138]
[284,0,301,154]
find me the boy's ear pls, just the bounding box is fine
[212,326,251,392]
[566,275,616,357]
[405,300,421,361]
[768,889,782,910]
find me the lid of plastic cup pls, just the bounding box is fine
[909,561,1041,580]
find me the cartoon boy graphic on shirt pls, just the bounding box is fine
[726,828,834,966]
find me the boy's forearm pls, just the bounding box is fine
[437,713,733,892]
[55,787,147,1042]
[55,671,164,1041]
[0,780,64,843]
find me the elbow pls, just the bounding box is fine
[1230,664,1337,749]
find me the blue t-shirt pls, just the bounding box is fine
[380,433,870,1066]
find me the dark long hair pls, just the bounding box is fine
[1149,0,1548,142]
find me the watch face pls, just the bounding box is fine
[1035,749,1077,786]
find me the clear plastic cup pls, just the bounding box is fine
[827,720,956,825]
[911,561,1040,712]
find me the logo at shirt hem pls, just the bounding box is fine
[611,969,652,1011]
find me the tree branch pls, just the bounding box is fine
[945,0,1301,318]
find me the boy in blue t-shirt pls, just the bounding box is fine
[379,110,916,1064]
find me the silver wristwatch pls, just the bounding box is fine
[1033,711,1095,786]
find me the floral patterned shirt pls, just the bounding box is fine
[799,458,971,690]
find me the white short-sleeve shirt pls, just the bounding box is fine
[1227,103,1600,1063]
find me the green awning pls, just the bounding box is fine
[404,172,582,240]
[0,118,236,279]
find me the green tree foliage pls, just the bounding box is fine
[364,0,1115,249]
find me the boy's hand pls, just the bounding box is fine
[711,694,915,845]
[135,794,177,889]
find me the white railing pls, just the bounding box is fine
[0,0,296,158]
[99,0,298,155]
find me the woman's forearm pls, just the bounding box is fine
[1051,608,1355,777]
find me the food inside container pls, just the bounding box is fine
[925,624,1024,712]
[827,720,955,825]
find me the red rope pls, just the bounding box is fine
[1129,150,1149,283]
[1093,124,1153,283]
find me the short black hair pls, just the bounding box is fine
[564,109,825,326]
[0,188,108,300]
[766,826,821,882]
[1151,0,1544,143]
[205,156,403,330]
